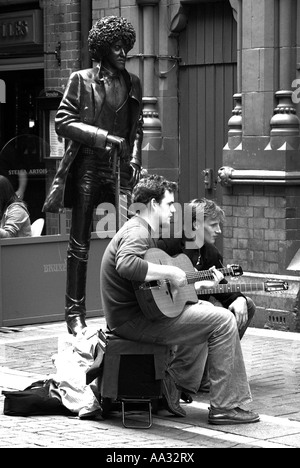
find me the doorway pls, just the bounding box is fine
[0,69,46,226]
[178,1,237,208]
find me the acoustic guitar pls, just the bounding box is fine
[135,248,289,320]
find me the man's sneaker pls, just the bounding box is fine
[208,406,260,425]
[162,373,186,418]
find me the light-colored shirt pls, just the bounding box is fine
[0,202,32,238]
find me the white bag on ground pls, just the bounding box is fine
[52,329,102,417]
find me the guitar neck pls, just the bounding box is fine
[186,267,233,284]
[199,282,265,295]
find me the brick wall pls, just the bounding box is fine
[42,0,81,235]
[222,185,300,276]
[43,0,81,89]
[221,184,300,331]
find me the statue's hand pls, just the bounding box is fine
[106,134,128,158]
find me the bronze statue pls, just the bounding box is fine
[43,16,143,336]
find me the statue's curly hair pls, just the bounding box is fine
[88,16,136,62]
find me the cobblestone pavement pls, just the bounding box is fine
[1,319,300,449]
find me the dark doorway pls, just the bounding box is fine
[178,1,237,252]
[0,69,46,225]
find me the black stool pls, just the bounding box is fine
[100,334,168,428]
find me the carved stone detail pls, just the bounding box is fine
[218,166,234,186]
[228,93,242,137]
[270,90,300,137]
[169,5,189,34]
[142,97,162,136]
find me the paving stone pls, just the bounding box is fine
[1,322,300,448]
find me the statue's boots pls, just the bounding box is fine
[65,250,88,336]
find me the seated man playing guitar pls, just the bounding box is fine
[100,174,259,425]
[157,198,256,394]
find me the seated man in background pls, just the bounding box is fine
[0,175,31,238]
[100,174,259,425]
[157,197,255,395]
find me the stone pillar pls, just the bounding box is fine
[278,0,296,91]
[137,0,162,151]
[142,4,155,98]
[224,0,299,170]
[229,0,242,93]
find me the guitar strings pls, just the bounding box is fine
[185,266,232,283]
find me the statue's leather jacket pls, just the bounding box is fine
[43,65,143,213]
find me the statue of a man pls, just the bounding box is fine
[43,16,143,336]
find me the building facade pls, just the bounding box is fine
[0,0,299,329]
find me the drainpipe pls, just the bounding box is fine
[81,0,92,69]
[218,167,300,186]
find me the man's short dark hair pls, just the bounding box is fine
[88,16,136,61]
[132,174,178,206]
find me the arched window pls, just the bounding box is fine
[0,79,6,103]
